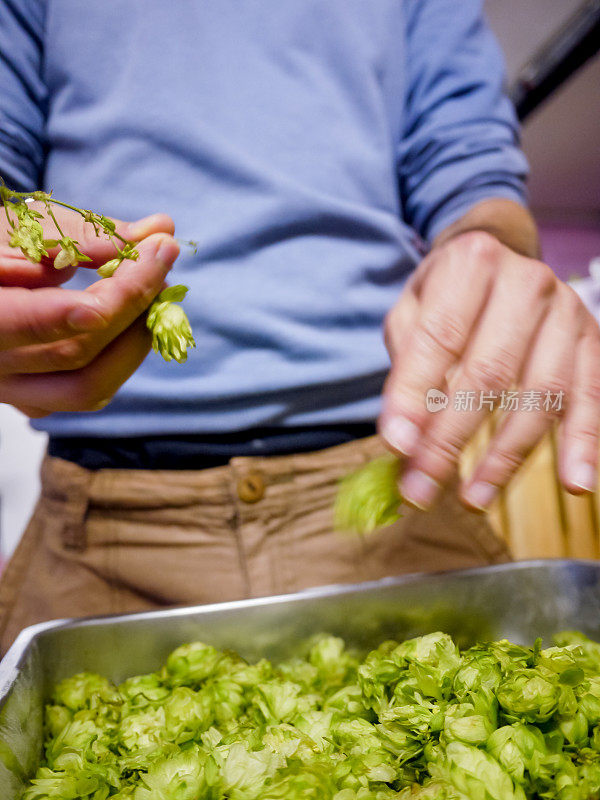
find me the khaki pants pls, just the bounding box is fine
[0,435,510,653]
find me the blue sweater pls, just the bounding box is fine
[0,0,527,437]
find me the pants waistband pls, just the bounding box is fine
[48,424,378,470]
[41,433,387,514]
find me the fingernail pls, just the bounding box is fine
[400,470,439,510]
[67,299,106,332]
[381,416,420,457]
[462,481,498,510]
[569,461,596,493]
[156,236,179,267]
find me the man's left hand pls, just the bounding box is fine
[380,226,600,511]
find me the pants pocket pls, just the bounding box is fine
[89,510,246,606]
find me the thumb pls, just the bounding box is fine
[121,213,176,242]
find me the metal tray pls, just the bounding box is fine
[1,559,600,798]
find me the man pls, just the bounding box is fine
[0,0,598,650]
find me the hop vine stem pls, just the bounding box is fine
[0,181,196,364]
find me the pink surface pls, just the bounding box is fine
[539,223,600,281]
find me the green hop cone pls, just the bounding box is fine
[119,672,170,706]
[556,710,589,747]
[163,687,213,743]
[54,242,79,269]
[134,747,210,800]
[220,742,283,799]
[164,641,221,685]
[293,709,335,751]
[554,631,600,675]
[486,723,548,786]
[51,672,120,712]
[46,717,112,770]
[21,768,85,800]
[146,285,196,364]
[334,456,401,535]
[496,667,561,723]
[308,634,357,685]
[397,784,465,800]
[118,706,167,751]
[44,704,73,739]
[443,706,494,746]
[97,257,123,278]
[53,237,92,269]
[6,200,47,261]
[577,676,600,726]
[453,652,502,699]
[255,680,302,724]
[9,220,47,261]
[428,741,526,800]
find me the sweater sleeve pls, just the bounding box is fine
[399,0,529,243]
[0,0,47,191]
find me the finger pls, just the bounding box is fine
[0,331,101,375]
[0,315,152,413]
[82,232,179,331]
[1,202,175,286]
[397,256,556,508]
[557,317,600,494]
[459,294,580,510]
[42,210,175,270]
[383,279,420,359]
[0,286,109,350]
[379,233,497,457]
[0,234,179,371]
[0,244,78,288]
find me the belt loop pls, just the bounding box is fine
[43,456,93,552]
[61,488,91,551]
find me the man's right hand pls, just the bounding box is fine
[0,203,178,417]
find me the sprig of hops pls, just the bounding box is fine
[147,286,196,364]
[0,182,195,365]
[334,455,402,535]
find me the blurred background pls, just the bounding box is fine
[0,0,599,560]
[487,0,600,280]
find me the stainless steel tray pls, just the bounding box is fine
[1,559,599,798]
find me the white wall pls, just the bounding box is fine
[0,406,47,559]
